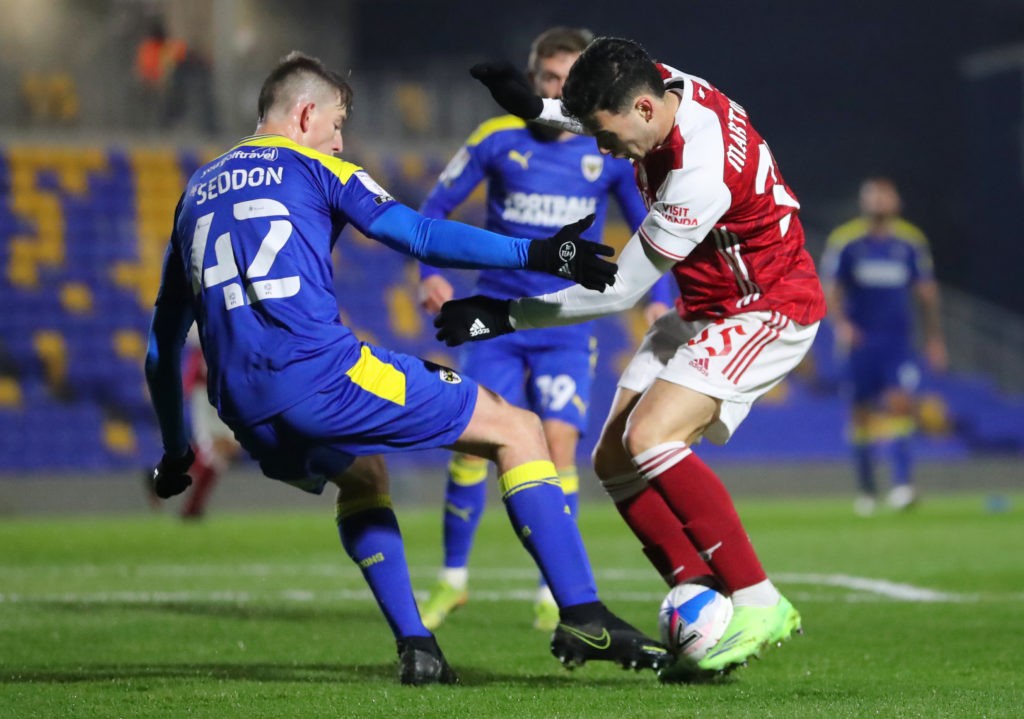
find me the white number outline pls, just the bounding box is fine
[190,199,301,310]
[754,142,799,235]
[535,373,578,413]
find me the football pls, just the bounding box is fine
[658,583,734,661]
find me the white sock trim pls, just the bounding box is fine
[731,578,781,607]
[632,441,692,481]
[439,567,468,590]
[600,472,648,503]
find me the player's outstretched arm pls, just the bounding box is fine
[435,233,672,346]
[368,205,616,291]
[470,62,584,134]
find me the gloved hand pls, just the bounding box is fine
[434,296,513,347]
[470,62,544,119]
[148,447,196,499]
[526,214,616,291]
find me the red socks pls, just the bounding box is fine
[614,483,713,586]
[634,442,767,593]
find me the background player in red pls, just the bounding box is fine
[178,339,242,518]
[438,36,825,678]
[822,177,947,515]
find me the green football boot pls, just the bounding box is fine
[419,580,468,631]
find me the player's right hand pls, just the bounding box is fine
[526,214,617,291]
[418,274,455,315]
[470,62,543,119]
[434,295,513,347]
[148,447,196,499]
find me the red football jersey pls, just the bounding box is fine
[635,65,826,325]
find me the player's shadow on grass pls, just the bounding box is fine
[45,600,377,624]
[0,663,668,688]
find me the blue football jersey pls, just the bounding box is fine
[823,217,933,342]
[420,116,646,308]
[164,135,396,425]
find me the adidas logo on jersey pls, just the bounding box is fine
[469,319,490,337]
[688,357,710,376]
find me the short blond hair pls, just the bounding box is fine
[527,27,593,72]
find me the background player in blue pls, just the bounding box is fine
[416,27,671,633]
[145,51,670,686]
[822,177,948,515]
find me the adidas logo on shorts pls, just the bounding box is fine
[469,318,490,337]
[688,357,709,376]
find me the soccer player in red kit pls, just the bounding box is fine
[437,37,826,678]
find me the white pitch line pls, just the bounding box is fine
[0,572,1006,605]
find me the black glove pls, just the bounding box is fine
[148,447,196,499]
[526,214,616,291]
[434,296,513,347]
[470,62,544,119]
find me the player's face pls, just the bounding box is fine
[859,180,901,220]
[586,108,650,161]
[303,93,348,155]
[530,50,580,100]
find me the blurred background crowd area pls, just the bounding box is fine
[0,0,1022,476]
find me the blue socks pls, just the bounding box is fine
[441,455,489,569]
[337,495,428,640]
[499,461,597,609]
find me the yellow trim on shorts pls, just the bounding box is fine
[449,454,488,486]
[499,460,560,499]
[336,493,393,521]
[345,345,406,405]
[558,466,579,495]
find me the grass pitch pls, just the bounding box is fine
[1,491,1021,718]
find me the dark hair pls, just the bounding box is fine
[257,51,353,123]
[562,37,664,122]
[527,26,593,72]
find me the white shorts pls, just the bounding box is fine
[189,387,236,451]
[618,310,819,445]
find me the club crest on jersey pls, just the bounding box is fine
[438,367,462,384]
[581,154,604,182]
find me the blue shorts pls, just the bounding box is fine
[233,343,478,493]
[460,328,594,433]
[844,341,921,404]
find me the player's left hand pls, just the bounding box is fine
[148,447,196,499]
[470,62,543,119]
[526,214,617,291]
[434,296,513,347]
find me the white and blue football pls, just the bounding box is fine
[658,583,734,661]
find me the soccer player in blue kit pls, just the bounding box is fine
[415,27,668,632]
[144,51,670,686]
[822,177,947,515]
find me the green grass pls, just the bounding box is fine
[1,492,1022,718]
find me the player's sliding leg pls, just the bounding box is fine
[420,454,486,630]
[497,459,668,670]
[332,457,457,686]
[530,466,579,632]
[456,388,670,672]
[625,381,800,675]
